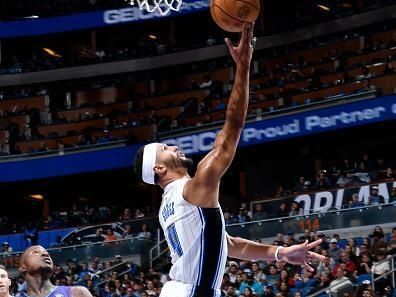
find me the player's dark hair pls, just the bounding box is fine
[133,145,159,184]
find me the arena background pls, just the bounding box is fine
[0,1,395,297]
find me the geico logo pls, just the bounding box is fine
[164,131,218,154]
[103,8,139,24]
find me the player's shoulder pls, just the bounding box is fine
[71,286,92,297]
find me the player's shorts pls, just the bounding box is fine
[160,280,221,297]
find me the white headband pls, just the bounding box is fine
[142,143,159,185]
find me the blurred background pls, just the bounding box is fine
[0,0,395,297]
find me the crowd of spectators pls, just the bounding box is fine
[0,205,155,238]
[270,154,396,199]
[1,18,395,158]
[6,225,395,297]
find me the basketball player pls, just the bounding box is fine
[18,245,93,297]
[0,265,12,297]
[134,23,325,297]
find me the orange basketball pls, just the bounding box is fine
[210,0,260,33]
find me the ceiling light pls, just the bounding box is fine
[43,48,62,58]
[317,4,330,11]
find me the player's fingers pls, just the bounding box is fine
[304,261,314,272]
[308,251,326,262]
[225,38,234,51]
[244,23,254,46]
[307,239,323,250]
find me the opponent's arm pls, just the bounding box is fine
[184,23,254,207]
[227,235,326,271]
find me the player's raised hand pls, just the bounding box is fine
[225,22,255,68]
[278,239,326,272]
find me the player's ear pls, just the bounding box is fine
[7,278,11,287]
[154,165,166,176]
[18,264,27,274]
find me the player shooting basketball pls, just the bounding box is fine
[134,23,325,297]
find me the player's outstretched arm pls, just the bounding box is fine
[227,235,326,271]
[184,23,255,207]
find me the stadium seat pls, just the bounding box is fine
[354,237,364,245]
[338,239,348,249]
[356,274,372,284]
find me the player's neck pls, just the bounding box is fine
[159,171,189,189]
[25,276,55,297]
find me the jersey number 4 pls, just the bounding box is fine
[167,223,184,257]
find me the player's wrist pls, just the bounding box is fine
[275,246,284,261]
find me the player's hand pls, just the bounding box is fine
[278,239,326,272]
[225,22,255,68]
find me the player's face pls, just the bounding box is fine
[156,143,193,170]
[0,269,11,295]
[23,245,54,273]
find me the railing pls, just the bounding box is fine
[84,261,131,287]
[149,239,168,268]
[308,254,396,297]
[0,237,155,268]
[308,279,355,297]
[372,253,396,292]
[226,203,396,239]
[0,139,127,162]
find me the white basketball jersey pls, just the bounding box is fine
[158,177,228,296]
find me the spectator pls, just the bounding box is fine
[199,75,213,89]
[1,243,13,268]
[252,204,267,221]
[227,262,239,284]
[388,227,396,254]
[104,229,117,244]
[349,193,365,208]
[378,168,394,181]
[316,256,335,276]
[263,285,274,297]
[332,252,356,277]
[0,265,13,297]
[137,224,151,239]
[122,225,134,239]
[120,208,132,221]
[91,229,104,243]
[328,239,342,262]
[293,176,309,194]
[355,253,372,276]
[383,62,395,75]
[389,187,396,203]
[276,203,289,217]
[134,209,145,219]
[225,285,237,297]
[311,272,331,294]
[236,208,252,223]
[314,170,332,190]
[23,222,38,247]
[238,271,263,297]
[329,267,352,293]
[288,201,303,217]
[369,186,385,205]
[348,238,361,257]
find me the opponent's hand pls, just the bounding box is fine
[225,22,255,68]
[278,239,326,272]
